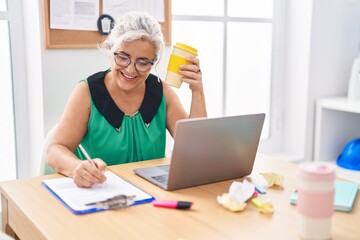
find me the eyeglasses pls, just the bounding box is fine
[113,52,154,72]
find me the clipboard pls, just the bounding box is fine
[42,171,155,214]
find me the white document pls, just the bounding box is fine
[42,171,154,214]
[50,0,99,31]
[103,0,164,22]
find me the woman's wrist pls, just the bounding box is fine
[68,159,82,178]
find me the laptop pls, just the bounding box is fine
[133,113,265,190]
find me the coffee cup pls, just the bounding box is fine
[164,42,198,88]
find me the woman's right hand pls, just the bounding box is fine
[71,158,107,187]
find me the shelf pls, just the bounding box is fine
[317,97,360,113]
[336,164,360,183]
[314,96,360,183]
[323,160,360,183]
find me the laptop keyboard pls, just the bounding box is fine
[151,174,168,184]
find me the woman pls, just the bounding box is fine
[47,12,207,187]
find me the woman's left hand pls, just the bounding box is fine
[179,57,203,92]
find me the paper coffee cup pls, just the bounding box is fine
[165,42,198,88]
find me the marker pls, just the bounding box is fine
[152,200,193,209]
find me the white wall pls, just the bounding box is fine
[9,0,42,178]
[306,0,360,160]
[21,0,360,176]
[22,1,45,177]
[280,0,360,162]
[42,49,108,133]
[281,0,313,161]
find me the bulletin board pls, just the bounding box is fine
[42,0,172,49]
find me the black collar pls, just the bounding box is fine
[87,70,163,130]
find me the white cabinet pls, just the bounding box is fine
[314,97,360,183]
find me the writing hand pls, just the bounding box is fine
[72,158,107,188]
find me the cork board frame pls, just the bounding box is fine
[42,0,172,49]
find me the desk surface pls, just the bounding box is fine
[1,154,359,240]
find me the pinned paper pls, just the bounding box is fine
[251,198,274,214]
[260,173,284,188]
[217,179,255,212]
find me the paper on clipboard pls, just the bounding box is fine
[42,171,154,214]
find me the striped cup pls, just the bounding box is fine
[297,161,335,240]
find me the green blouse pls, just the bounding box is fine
[74,70,166,165]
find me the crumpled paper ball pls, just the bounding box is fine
[259,173,284,188]
[217,179,255,212]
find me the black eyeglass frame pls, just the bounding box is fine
[113,52,155,72]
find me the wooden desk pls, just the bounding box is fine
[1,154,359,240]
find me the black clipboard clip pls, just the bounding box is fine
[85,194,136,209]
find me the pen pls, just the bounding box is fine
[152,200,193,209]
[79,144,97,168]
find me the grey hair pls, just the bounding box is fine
[99,12,165,63]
